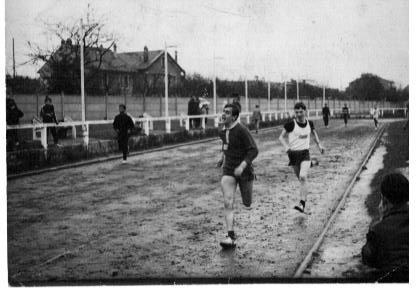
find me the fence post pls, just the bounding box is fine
[105,92,108,120]
[60,91,65,121]
[214,116,219,127]
[160,96,163,117]
[40,126,48,149]
[71,125,77,139]
[185,117,190,131]
[166,118,171,133]
[144,119,150,136]
[82,123,89,146]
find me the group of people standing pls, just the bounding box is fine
[187,96,209,129]
[6,95,60,148]
[322,103,380,130]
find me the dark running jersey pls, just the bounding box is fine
[219,122,258,169]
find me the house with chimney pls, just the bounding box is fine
[38,40,186,96]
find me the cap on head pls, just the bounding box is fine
[380,173,409,205]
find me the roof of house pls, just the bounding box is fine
[38,45,185,77]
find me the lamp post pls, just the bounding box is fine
[80,18,88,146]
[164,42,177,118]
[213,56,224,115]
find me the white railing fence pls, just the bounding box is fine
[6,107,407,150]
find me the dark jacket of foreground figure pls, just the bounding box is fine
[113,113,134,139]
[362,204,408,281]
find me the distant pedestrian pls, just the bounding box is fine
[252,105,262,133]
[188,96,198,129]
[322,103,330,128]
[371,107,379,130]
[342,104,349,127]
[113,104,134,163]
[194,97,201,128]
[40,95,59,145]
[6,97,24,148]
[362,173,409,282]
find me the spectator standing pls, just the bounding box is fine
[362,173,409,282]
[188,96,197,129]
[6,97,24,148]
[252,105,262,133]
[40,95,59,145]
[322,103,330,128]
[371,107,380,130]
[113,104,134,163]
[342,104,350,127]
[194,97,201,128]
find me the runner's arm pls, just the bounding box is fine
[312,129,324,154]
[216,151,225,168]
[278,129,290,153]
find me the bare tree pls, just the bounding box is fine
[28,5,117,94]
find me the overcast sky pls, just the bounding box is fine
[4,0,409,89]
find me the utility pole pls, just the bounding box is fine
[284,80,287,114]
[80,18,88,146]
[164,42,177,117]
[267,78,271,112]
[296,79,299,102]
[12,38,16,78]
[80,19,85,123]
[245,76,248,112]
[164,42,168,117]
[213,60,217,114]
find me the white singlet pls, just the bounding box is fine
[288,119,311,150]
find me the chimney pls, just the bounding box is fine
[175,50,178,62]
[143,46,149,63]
[113,43,117,54]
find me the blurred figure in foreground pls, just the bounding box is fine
[362,172,409,282]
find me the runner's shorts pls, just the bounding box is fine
[222,165,255,182]
[288,149,310,166]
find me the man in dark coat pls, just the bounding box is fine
[322,103,330,128]
[362,173,409,282]
[113,104,134,163]
[40,95,59,144]
[6,97,24,148]
[188,96,197,129]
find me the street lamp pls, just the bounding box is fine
[213,56,224,114]
[164,42,177,118]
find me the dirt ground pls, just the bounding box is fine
[306,121,409,280]
[7,118,385,284]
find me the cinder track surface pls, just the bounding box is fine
[7,119,385,284]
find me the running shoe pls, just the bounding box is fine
[220,236,236,249]
[294,201,305,213]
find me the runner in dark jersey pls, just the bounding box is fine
[217,103,258,248]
